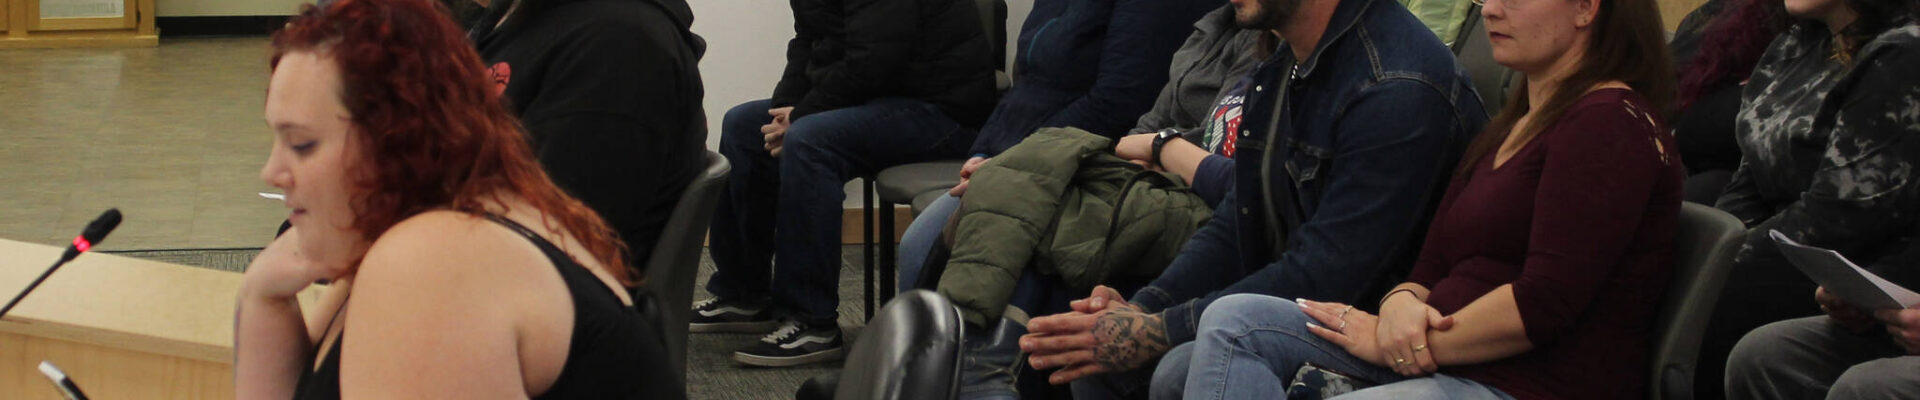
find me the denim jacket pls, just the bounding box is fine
[1129,0,1487,344]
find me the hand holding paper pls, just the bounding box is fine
[1771,230,1920,310]
[1817,286,1877,331]
[1873,307,1920,355]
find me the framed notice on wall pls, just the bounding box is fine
[39,0,122,19]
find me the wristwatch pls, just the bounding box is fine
[1150,128,1183,168]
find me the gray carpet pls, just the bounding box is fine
[109,245,882,400]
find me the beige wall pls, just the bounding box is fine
[1661,0,1710,31]
[157,0,304,17]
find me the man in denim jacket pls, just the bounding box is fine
[1017,0,1487,396]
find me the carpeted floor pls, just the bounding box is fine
[109,245,880,400]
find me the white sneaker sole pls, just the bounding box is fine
[689,319,781,333]
[732,347,846,367]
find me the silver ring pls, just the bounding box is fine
[1339,305,1354,319]
[1338,320,1349,332]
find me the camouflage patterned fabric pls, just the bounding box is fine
[1286,362,1375,400]
[1717,20,1920,288]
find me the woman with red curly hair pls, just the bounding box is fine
[232,0,682,398]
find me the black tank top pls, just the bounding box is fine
[291,214,684,399]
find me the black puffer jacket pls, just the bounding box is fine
[469,0,707,272]
[771,0,998,126]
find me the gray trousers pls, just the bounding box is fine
[1726,316,1920,399]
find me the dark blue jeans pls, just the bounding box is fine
[707,98,974,324]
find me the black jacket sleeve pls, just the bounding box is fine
[771,0,816,108]
[786,0,919,121]
[516,19,700,260]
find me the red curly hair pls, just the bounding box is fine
[269,0,635,285]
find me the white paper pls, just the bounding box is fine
[1771,230,1920,309]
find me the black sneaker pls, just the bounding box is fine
[690,297,779,333]
[733,319,845,367]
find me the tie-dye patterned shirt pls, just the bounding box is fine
[1718,21,1920,287]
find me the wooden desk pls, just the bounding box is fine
[0,238,318,399]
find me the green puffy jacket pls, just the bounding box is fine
[937,128,1213,325]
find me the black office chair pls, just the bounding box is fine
[1648,202,1745,400]
[796,290,967,400]
[641,150,729,383]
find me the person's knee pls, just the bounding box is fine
[1149,343,1196,400]
[1199,294,1300,335]
[1726,319,1798,378]
[781,118,832,155]
[721,101,773,151]
[1829,357,1920,399]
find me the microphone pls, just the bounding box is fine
[0,209,122,319]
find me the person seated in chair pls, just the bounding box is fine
[1714,0,1920,398]
[1013,0,1490,397]
[464,0,708,281]
[1161,0,1685,396]
[895,3,1242,397]
[1701,0,1920,392]
[234,0,681,397]
[693,0,998,368]
[1667,0,1789,207]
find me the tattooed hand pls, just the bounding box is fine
[1090,306,1170,373]
[1021,293,1170,384]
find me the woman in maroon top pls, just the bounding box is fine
[1165,0,1683,397]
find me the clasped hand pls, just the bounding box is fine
[1019,285,1170,384]
[1299,296,1453,377]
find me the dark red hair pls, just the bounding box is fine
[269,0,635,285]
[1675,0,1789,111]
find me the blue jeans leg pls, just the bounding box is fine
[1183,294,1409,400]
[769,98,976,323]
[707,99,779,303]
[1070,353,1157,400]
[1330,375,1513,400]
[1149,343,1197,400]
[897,194,960,293]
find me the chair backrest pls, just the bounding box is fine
[1451,4,1515,116]
[975,0,1008,70]
[1648,202,1746,400]
[974,0,1013,90]
[642,150,730,383]
[834,290,966,400]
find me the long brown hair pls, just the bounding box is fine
[1456,0,1677,178]
[270,0,636,285]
